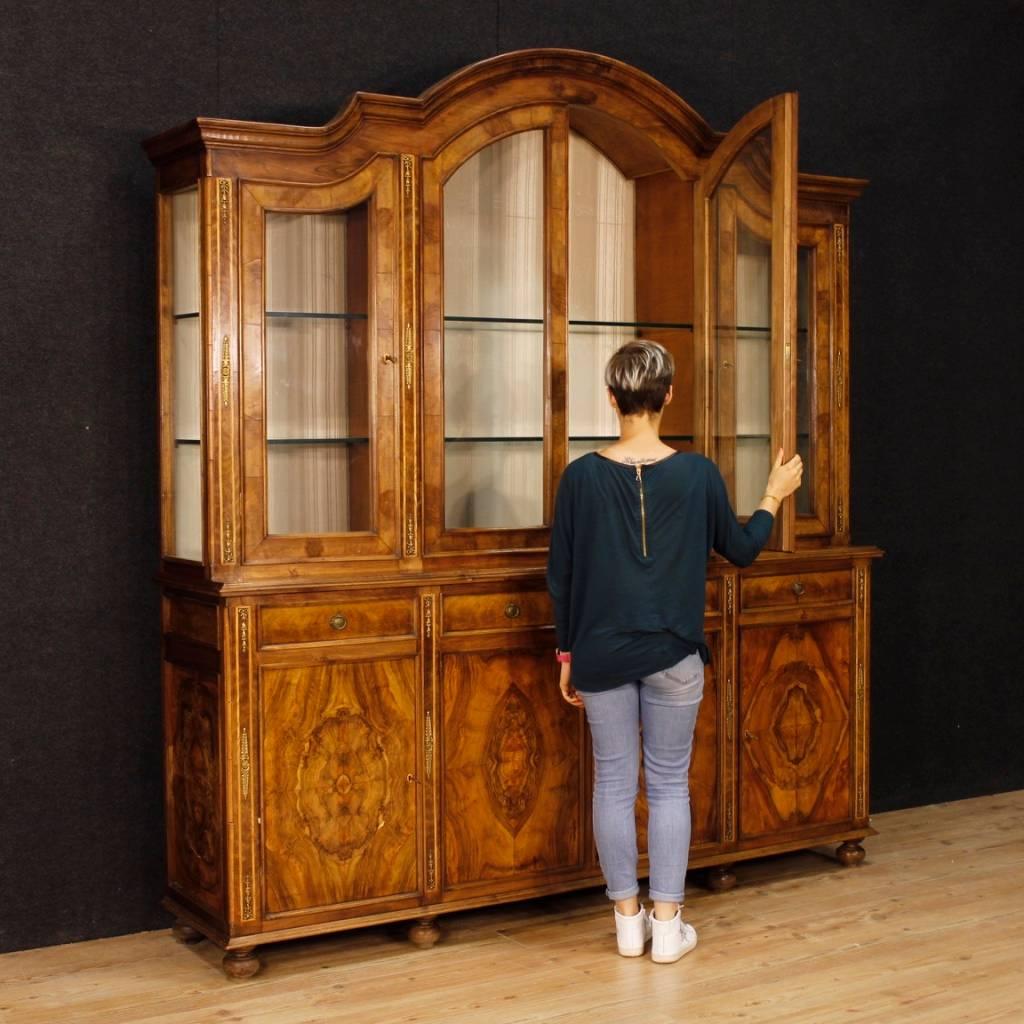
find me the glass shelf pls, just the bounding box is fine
[266,437,369,445]
[173,311,199,320]
[570,319,693,330]
[266,311,368,320]
[175,438,201,445]
[713,325,809,334]
[445,315,543,325]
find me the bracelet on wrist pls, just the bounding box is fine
[555,649,572,664]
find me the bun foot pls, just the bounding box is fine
[223,948,261,979]
[706,865,737,892]
[837,840,866,867]
[408,917,441,949]
[171,920,204,944]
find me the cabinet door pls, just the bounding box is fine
[441,648,586,891]
[259,656,419,916]
[738,617,853,839]
[240,156,401,563]
[695,95,798,550]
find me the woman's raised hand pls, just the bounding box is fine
[765,448,803,501]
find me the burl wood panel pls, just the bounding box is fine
[741,569,852,611]
[259,597,416,647]
[738,618,853,838]
[259,658,419,914]
[442,650,584,888]
[636,631,723,857]
[165,664,224,917]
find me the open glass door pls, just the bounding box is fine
[696,95,798,550]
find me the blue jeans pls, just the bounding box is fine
[577,652,704,904]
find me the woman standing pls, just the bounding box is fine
[546,339,802,964]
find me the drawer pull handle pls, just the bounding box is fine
[329,614,348,631]
[504,602,521,620]
[792,582,806,597]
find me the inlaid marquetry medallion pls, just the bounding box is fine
[295,711,390,859]
[484,683,545,835]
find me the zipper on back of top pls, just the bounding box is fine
[635,464,648,557]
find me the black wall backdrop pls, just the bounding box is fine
[1,1,1022,954]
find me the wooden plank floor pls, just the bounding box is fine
[2,791,1022,1024]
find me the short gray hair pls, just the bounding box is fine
[604,339,674,415]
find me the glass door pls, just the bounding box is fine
[240,157,400,563]
[697,95,799,551]
[422,107,563,555]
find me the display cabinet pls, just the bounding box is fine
[145,49,881,977]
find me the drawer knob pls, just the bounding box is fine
[504,602,521,619]
[792,581,806,597]
[329,613,348,631]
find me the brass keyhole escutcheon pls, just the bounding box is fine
[504,602,521,619]
[792,581,806,597]
[330,614,348,631]
[382,353,397,364]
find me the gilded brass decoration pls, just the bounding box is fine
[238,607,250,653]
[726,577,734,615]
[223,518,234,563]
[402,154,413,198]
[242,872,254,921]
[329,613,348,631]
[240,727,251,800]
[218,179,231,222]
[425,710,434,781]
[220,335,231,407]
[837,496,845,533]
[858,568,866,607]
[423,595,433,638]
[403,323,414,393]
[836,350,844,409]
[406,514,416,556]
[834,222,846,263]
[725,801,734,842]
[726,675,734,741]
[427,850,436,890]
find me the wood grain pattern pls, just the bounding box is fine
[442,589,553,634]
[164,664,223,917]
[740,568,852,610]
[259,657,419,915]
[739,617,853,839]
[258,596,416,647]
[442,649,584,889]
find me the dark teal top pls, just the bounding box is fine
[546,451,774,692]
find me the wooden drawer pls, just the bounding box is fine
[259,597,416,647]
[443,589,553,633]
[741,569,853,611]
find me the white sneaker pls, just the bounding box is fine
[650,908,698,964]
[614,904,652,957]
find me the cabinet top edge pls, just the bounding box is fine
[142,48,727,167]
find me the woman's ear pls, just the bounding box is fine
[663,384,674,407]
[607,387,619,412]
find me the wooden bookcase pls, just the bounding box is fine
[145,49,882,978]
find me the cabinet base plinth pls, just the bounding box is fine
[408,916,441,949]
[836,840,866,867]
[223,948,261,979]
[171,920,204,944]
[706,865,737,892]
